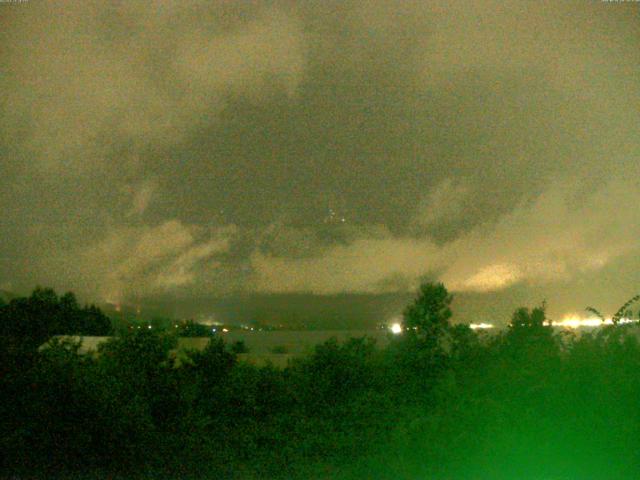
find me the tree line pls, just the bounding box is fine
[1,283,640,479]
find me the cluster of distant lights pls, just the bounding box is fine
[546,317,638,328]
[324,208,346,224]
[389,317,639,334]
[133,324,265,333]
[388,322,493,334]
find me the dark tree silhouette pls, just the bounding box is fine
[6,284,640,480]
[0,288,112,351]
[230,339,249,354]
[503,302,558,368]
[587,294,640,325]
[402,281,453,334]
[509,303,547,330]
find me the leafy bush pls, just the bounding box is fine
[3,284,640,479]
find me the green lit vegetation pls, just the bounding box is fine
[2,284,640,479]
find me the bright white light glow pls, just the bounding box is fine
[466,317,639,331]
[470,323,494,330]
[390,323,403,334]
[550,316,637,329]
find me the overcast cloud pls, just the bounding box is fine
[1,1,639,324]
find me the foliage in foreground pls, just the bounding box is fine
[2,284,640,479]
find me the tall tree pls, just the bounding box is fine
[403,281,453,334]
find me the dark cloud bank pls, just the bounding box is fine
[1,1,639,326]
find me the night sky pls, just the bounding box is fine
[1,1,639,327]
